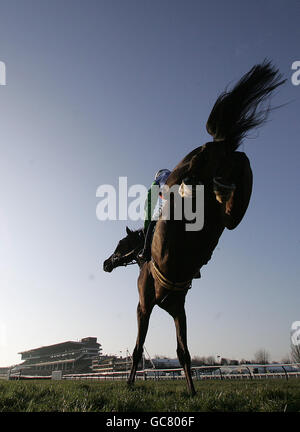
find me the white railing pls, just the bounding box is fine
[61,363,300,381]
[8,363,300,381]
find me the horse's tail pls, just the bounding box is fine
[206,60,286,150]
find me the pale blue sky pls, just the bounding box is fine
[0,0,299,366]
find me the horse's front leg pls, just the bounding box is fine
[127,302,153,387]
[128,265,155,388]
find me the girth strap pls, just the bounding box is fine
[151,260,192,291]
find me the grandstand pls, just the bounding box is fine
[13,337,101,376]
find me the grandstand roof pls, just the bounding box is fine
[18,337,100,357]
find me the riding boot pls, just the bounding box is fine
[138,221,156,261]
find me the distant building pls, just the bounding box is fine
[92,355,152,373]
[92,356,130,373]
[14,337,101,376]
[0,366,11,378]
[220,358,239,366]
[152,358,180,368]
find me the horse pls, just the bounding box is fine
[103,60,285,395]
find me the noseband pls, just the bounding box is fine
[111,250,137,268]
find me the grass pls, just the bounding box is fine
[0,379,300,412]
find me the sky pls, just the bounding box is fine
[0,0,299,367]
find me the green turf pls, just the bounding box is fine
[0,379,300,412]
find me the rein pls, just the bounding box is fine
[151,260,192,291]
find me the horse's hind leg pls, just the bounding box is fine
[127,302,153,387]
[174,307,196,396]
[162,297,196,396]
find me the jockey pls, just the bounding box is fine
[139,168,171,261]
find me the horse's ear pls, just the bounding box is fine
[126,226,132,236]
[222,152,253,230]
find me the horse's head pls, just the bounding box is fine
[103,226,144,272]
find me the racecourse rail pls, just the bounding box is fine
[5,363,300,381]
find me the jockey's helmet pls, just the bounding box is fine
[155,169,171,181]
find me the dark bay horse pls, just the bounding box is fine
[103,61,285,395]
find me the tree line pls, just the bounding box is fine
[191,346,300,366]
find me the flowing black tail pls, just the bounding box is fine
[206,60,286,150]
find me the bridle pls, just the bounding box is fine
[109,231,145,269]
[111,248,139,268]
